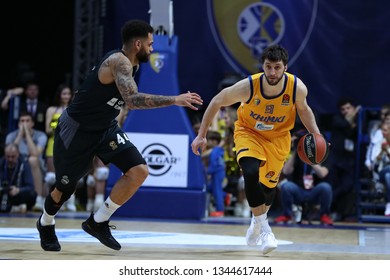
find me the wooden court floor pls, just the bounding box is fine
[0,211,390,260]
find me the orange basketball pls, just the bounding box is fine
[296,133,329,165]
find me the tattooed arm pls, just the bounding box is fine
[102,52,202,110]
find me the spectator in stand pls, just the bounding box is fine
[44,84,75,211]
[365,104,390,172]
[0,86,24,154]
[5,111,47,211]
[274,130,334,225]
[20,82,47,132]
[373,120,390,216]
[205,130,227,217]
[0,143,36,213]
[330,96,360,221]
[0,86,24,112]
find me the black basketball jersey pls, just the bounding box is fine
[66,50,125,132]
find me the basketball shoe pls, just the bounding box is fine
[259,231,278,255]
[246,216,261,246]
[320,214,333,225]
[36,216,61,251]
[82,213,121,250]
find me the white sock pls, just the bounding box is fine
[258,213,272,232]
[253,213,271,232]
[40,209,55,226]
[93,196,120,223]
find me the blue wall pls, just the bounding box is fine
[103,0,390,115]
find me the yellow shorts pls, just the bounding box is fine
[234,130,291,188]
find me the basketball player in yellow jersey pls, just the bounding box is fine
[191,45,322,255]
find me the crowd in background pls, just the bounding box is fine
[1,78,389,223]
[0,82,107,214]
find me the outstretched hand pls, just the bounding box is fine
[191,135,207,156]
[175,92,203,110]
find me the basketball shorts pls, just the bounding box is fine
[53,112,146,192]
[234,130,291,188]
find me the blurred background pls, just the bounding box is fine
[1,0,389,116]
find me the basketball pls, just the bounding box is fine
[296,133,329,165]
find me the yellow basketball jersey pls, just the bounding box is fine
[235,72,297,139]
[233,72,297,188]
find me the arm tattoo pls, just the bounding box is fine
[114,58,175,109]
[125,93,175,109]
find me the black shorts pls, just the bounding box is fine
[53,112,146,192]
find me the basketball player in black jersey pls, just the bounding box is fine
[36,19,203,251]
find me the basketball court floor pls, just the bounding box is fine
[0,211,389,260]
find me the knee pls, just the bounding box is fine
[125,164,149,185]
[318,182,332,192]
[281,181,295,193]
[138,164,149,180]
[241,165,258,180]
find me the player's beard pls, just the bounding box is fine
[137,48,149,63]
[264,74,283,86]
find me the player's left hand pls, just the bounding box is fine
[175,92,203,110]
[191,135,207,156]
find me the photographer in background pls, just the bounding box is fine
[0,143,36,213]
[330,97,360,221]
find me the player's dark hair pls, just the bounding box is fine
[261,45,289,65]
[121,19,154,44]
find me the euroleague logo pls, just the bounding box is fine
[142,143,179,176]
[207,0,318,74]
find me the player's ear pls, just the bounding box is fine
[285,64,288,71]
[136,39,141,49]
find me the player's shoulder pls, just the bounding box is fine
[106,51,127,64]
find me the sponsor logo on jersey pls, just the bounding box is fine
[207,0,318,74]
[255,122,274,131]
[107,98,124,110]
[250,111,286,123]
